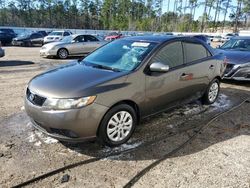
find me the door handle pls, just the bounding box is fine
[180,73,193,81]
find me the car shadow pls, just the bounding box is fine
[60,87,250,161]
[222,79,250,87]
[0,60,35,67]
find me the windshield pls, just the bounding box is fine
[61,36,73,43]
[82,39,157,72]
[49,32,63,36]
[220,39,250,51]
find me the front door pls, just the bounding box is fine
[145,41,194,115]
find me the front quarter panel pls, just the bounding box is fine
[94,71,145,115]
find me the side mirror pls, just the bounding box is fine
[149,62,169,73]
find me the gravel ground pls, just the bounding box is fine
[0,46,249,188]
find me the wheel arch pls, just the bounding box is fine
[57,47,69,58]
[96,100,141,136]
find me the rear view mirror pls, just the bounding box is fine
[149,62,169,73]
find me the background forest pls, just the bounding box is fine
[0,0,250,32]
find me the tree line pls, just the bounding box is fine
[0,0,250,32]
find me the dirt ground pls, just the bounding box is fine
[0,46,249,188]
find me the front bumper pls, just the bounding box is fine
[223,65,250,81]
[25,97,109,142]
[40,48,57,57]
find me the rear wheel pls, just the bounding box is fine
[57,48,68,59]
[98,104,137,147]
[202,78,220,105]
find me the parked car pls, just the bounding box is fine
[37,30,48,37]
[0,28,17,45]
[104,32,123,41]
[0,42,5,57]
[12,32,44,47]
[40,34,107,59]
[25,36,226,146]
[221,33,239,42]
[43,30,72,44]
[217,36,250,81]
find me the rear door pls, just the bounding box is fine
[182,38,215,100]
[30,33,44,45]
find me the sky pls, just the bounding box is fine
[162,0,238,21]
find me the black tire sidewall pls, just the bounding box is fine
[203,78,220,105]
[58,48,68,59]
[98,104,137,147]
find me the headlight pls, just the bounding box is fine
[43,96,96,110]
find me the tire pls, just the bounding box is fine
[57,48,69,59]
[98,104,137,147]
[202,78,220,105]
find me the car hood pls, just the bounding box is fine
[15,36,29,41]
[216,49,250,64]
[45,35,62,39]
[28,62,128,98]
[43,41,66,49]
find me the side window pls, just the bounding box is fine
[64,32,70,36]
[184,42,209,63]
[74,35,85,42]
[151,41,184,68]
[84,35,98,42]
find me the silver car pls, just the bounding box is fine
[40,34,106,59]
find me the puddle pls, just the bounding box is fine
[211,94,231,110]
[26,124,58,146]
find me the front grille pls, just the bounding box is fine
[26,88,46,106]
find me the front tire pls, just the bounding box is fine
[202,78,220,105]
[98,104,137,147]
[57,48,69,59]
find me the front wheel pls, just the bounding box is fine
[202,78,220,105]
[57,48,68,59]
[98,104,137,147]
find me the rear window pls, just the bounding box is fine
[184,42,210,63]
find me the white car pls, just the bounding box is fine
[43,31,72,44]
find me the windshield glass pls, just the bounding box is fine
[82,39,157,72]
[220,39,250,51]
[61,36,73,43]
[49,32,63,36]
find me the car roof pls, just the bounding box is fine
[122,35,179,43]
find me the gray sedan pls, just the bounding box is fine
[40,34,106,59]
[26,36,226,146]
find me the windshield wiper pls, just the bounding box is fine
[91,64,121,72]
